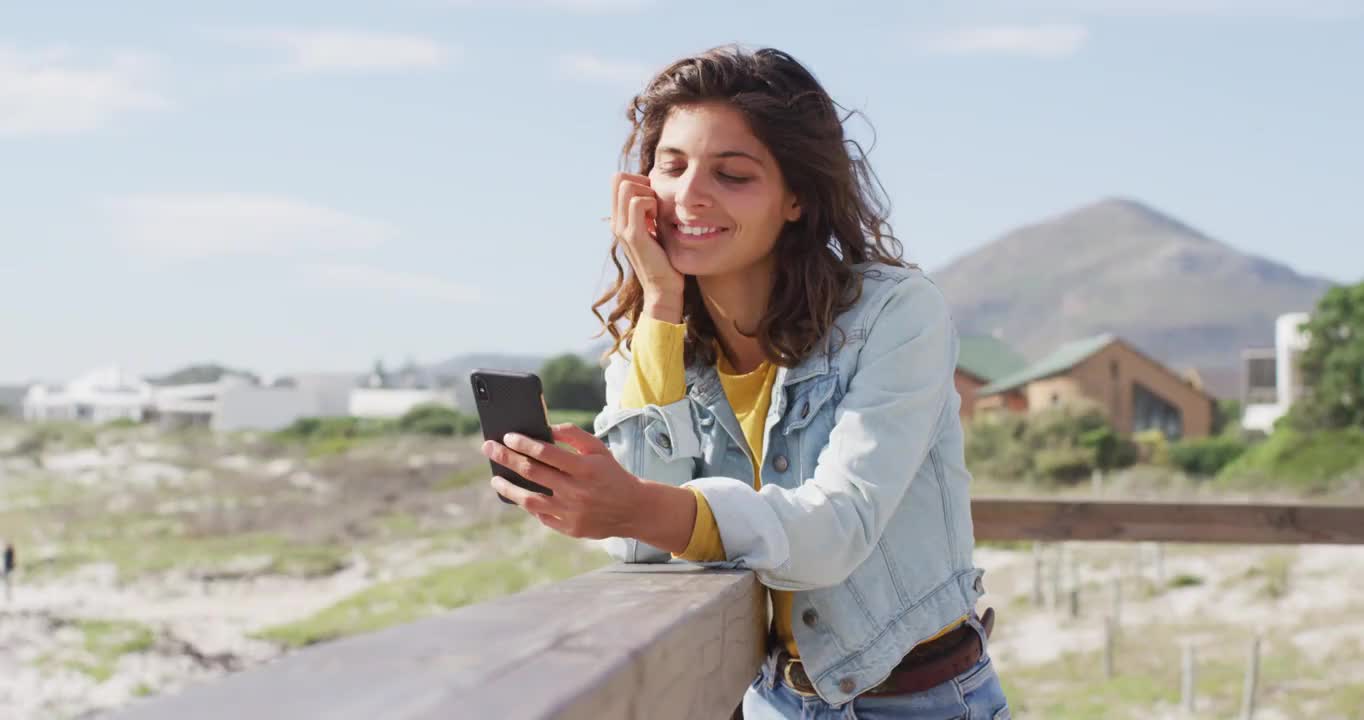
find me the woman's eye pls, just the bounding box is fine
[657,165,685,176]
[718,172,751,184]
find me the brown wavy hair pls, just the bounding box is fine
[592,45,909,368]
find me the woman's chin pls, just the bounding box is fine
[665,248,723,278]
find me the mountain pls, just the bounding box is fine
[930,198,1333,373]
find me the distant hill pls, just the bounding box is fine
[930,198,1333,378]
[148,364,260,387]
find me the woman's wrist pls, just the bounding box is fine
[625,478,696,556]
[642,292,684,324]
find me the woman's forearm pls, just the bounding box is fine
[626,478,698,556]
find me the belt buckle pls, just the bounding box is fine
[781,657,819,698]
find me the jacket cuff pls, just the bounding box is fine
[684,476,790,571]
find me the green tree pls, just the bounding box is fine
[1293,281,1364,430]
[539,354,606,411]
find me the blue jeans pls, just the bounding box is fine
[741,619,1010,720]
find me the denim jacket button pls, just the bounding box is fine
[773,455,789,472]
[839,678,856,694]
[802,609,819,627]
[658,434,671,450]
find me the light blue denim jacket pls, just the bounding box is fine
[593,263,984,707]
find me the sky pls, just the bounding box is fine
[2,0,1362,383]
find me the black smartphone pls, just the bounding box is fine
[470,369,555,504]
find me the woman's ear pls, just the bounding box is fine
[783,193,803,223]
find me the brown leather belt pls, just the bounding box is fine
[777,607,995,699]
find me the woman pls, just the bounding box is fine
[481,46,1009,719]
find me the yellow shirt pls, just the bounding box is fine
[619,317,966,658]
[621,317,800,656]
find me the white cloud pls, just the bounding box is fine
[914,24,1089,58]
[0,44,169,136]
[303,263,481,304]
[106,192,396,259]
[555,53,651,86]
[242,29,450,74]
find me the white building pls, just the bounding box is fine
[211,373,358,432]
[1241,312,1311,433]
[23,366,155,423]
[348,388,458,419]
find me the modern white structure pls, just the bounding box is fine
[212,373,358,432]
[153,374,257,429]
[22,366,155,423]
[1241,312,1311,433]
[348,388,458,419]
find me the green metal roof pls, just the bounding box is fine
[978,334,1117,396]
[956,335,1028,383]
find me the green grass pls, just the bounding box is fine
[547,409,596,431]
[1168,573,1204,588]
[1218,427,1364,489]
[255,533,609,648]
[40,532,350,582]
[69,619,156,683]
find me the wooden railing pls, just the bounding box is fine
[111,498,1364,720]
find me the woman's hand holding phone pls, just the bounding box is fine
[612,172,685,323]
[480,424,648,541]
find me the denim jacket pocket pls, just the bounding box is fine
[782,375,838,435]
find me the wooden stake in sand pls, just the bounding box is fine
[1155,543,1166,585]
[1032,542,1044,607]
[1103,616,1116,679]
[1110,577,1122,624]
[1050,543,1063,610]
[1241,635,1261,720]
[1181,643,1196,713]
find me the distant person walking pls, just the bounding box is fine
[3,542,14,602]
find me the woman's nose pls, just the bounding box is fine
[673,169,713,209]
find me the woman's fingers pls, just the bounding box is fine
[612,172,651,238]
[551,424,609,457]
[502,432,586,474]
[481,441,569,494]
[491,476,555,515]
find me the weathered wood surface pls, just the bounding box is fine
[111,564,765,720]
[971,498,1364,544]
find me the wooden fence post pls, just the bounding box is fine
[1181,643,1196,713]
[1032,542,1044,607]
[1241,635,1261,720]
[1050,543,1063,610]
[1103,616,1116,679]
[1110,577,1122,625]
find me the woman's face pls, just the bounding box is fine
[648,102,801,279]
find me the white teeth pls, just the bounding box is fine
[679,225,721,236]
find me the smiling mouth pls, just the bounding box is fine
[670,222,731,241]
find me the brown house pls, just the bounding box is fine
[974,334,1215,439]
[955,336,1028,423]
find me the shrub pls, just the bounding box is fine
[1169,436,1249,477]
[1132,429,1170,466]
[398,404,479,436]
[1080,428,1140,471]
[1034,447,1096,483]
